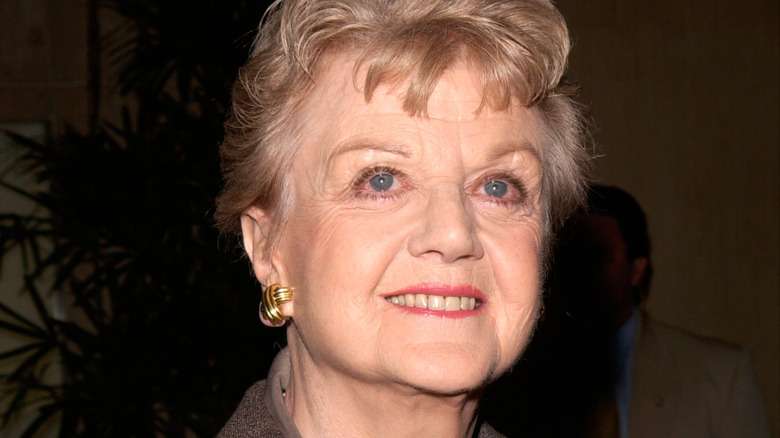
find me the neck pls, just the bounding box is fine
[285,338,481,438]
[609,303,637,333]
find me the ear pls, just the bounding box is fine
[241,206,275,283]
[241,207,295,326]
[630,256,649,288]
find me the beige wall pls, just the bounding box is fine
[1,0,88,131]
[557,0,779,435]
[0,0,123,133]
[2,0,778,436]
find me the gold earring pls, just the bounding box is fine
[261,283,294,325]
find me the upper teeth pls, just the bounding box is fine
[385,294,477,311]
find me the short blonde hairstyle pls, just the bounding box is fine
[216,0,591,255]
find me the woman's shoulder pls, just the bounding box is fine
[217,380,286,438]
[478,421,507,438]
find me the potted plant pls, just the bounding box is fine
[0,1,282,436]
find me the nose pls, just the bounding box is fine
[407,185,485,263]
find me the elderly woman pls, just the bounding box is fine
[215,0,590,436]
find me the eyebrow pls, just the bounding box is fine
[331,140,412,159]
[327,139,539,166]
[486,141,541,163]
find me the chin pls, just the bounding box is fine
[391,344,497,395]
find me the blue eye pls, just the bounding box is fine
[369,173,394,191]
[483,180,508,198]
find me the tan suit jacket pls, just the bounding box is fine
[629,315,769,438]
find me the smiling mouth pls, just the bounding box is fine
[384,294,478,311]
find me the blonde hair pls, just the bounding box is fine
[215,0,591,254]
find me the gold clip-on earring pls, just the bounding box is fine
[261,283,294,325]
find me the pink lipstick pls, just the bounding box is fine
[383,283,485,317]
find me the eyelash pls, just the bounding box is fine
[474,171,528,208]
[351,165,405,201]
[350,166,528,207]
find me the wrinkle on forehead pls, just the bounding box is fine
[309,54,497,122]
[297,54,541,173]
[423,65,486,121]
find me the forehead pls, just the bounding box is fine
[294,54,541,148]
[313,55,485,119]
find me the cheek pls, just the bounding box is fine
[277,206,425,369]
[287,210,405,276]
[488,218,543,295]
[484,221,544,356]
[277,203,411,312]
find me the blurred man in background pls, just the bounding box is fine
[549,185,770,438]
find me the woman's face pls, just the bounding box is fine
[245,56,545,395]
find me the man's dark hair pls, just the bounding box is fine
[587,185,653,303]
